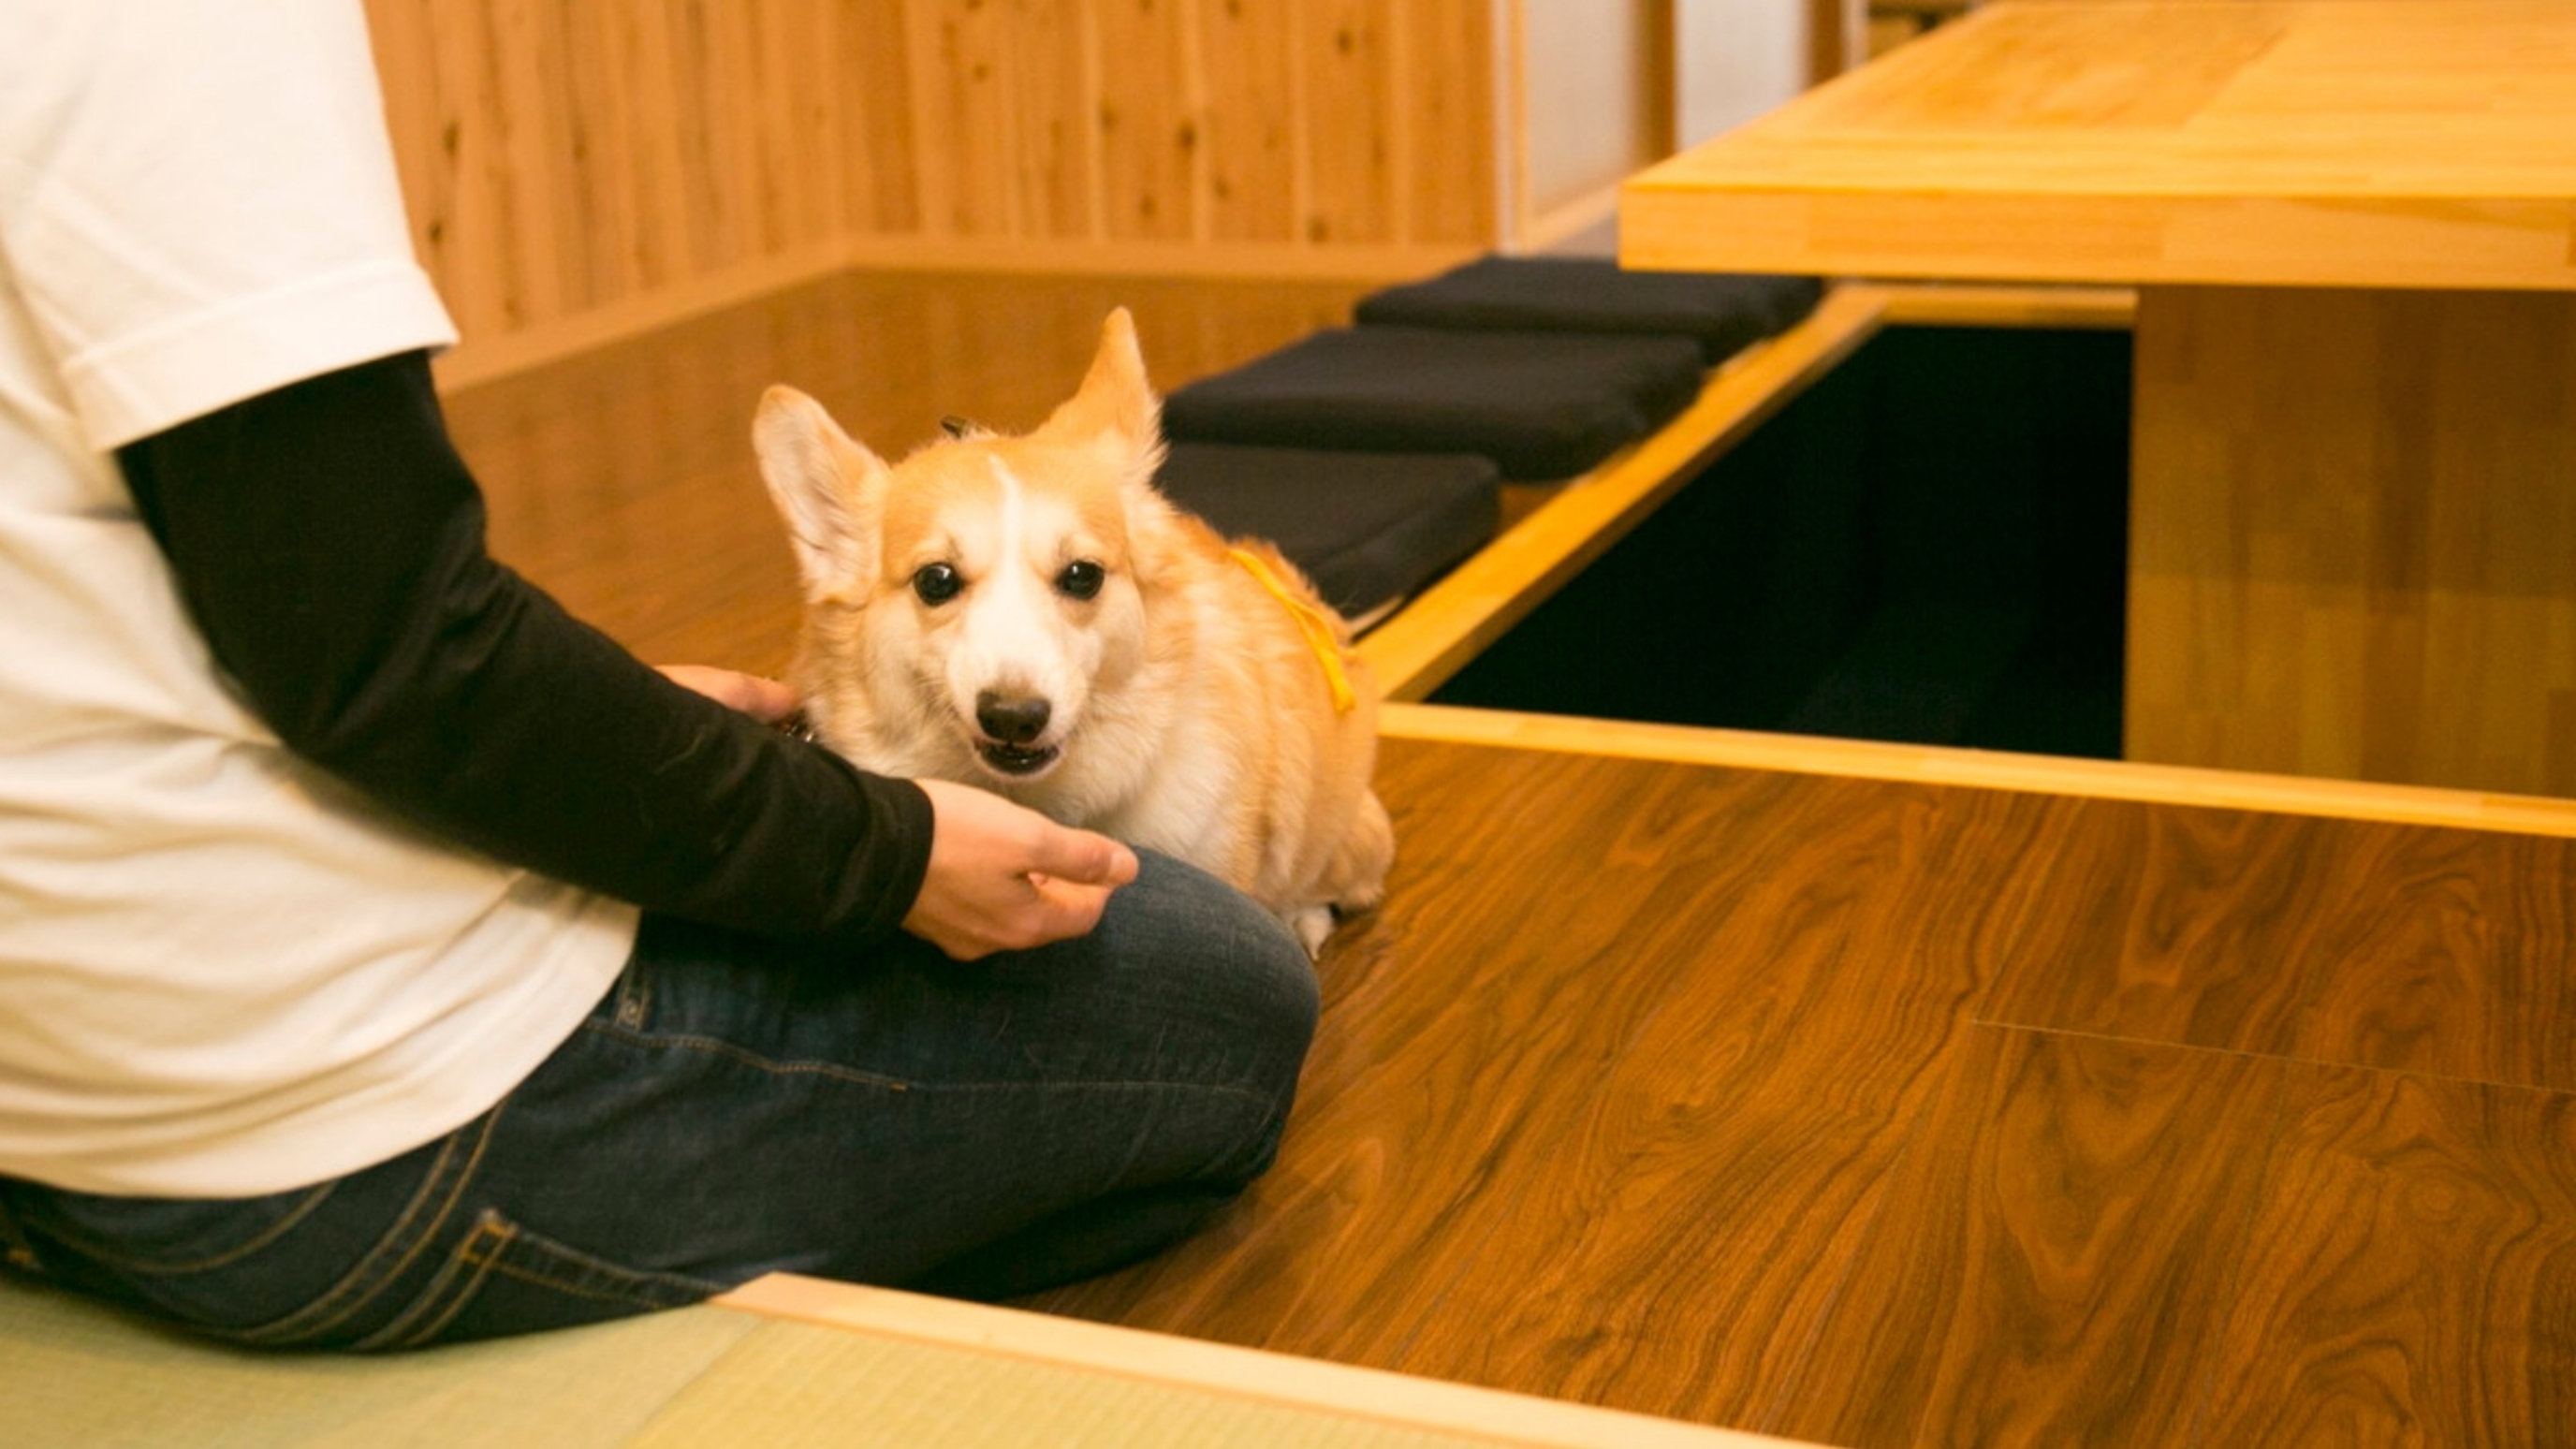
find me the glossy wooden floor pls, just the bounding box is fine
[446,271,2576,1449]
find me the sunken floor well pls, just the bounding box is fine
[1427,323,2134,761]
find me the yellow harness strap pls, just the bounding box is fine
[1229,548,1357,713]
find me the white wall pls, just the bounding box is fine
[1508,0,1811,249]
[1676,0,1810,146]
[1519,0,1658,222]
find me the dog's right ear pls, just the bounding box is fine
[754,386,885,599]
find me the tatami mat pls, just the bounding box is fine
[0,1281,758,1449]
[1,1278,1805,1449]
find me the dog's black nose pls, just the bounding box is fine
[975,691,1052,745]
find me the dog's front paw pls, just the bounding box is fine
[1286,905,1335,960]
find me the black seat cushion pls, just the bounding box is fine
[1161,327,1706,481]
[1155,443,1501,618]
[1354,255,1824,364]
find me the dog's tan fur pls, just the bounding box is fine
[754,309,1393,953]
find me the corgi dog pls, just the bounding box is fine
[753,309,1393,955]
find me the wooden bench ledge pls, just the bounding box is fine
[1380,702,2576,841]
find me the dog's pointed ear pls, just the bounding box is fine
[754,386,884,598]
[1036,308,1162,461]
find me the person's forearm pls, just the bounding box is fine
[116,350,932,946]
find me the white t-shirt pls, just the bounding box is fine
[0,2,637,1196]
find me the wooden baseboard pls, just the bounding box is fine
[432,239,1480,396]
[838,236,1481,283]
[430,241,859,395]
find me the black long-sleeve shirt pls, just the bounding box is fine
[114,349,932,950]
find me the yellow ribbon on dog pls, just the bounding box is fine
[1229,548,1357,714]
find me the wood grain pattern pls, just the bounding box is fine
[1032,743,2075,1430]
[1344,771,2068,1427]
[1017,728,2576,1441]
[1975,802,2382,1057]
[1773,1026,2289,1449]
[1198,0,1302,244]
[1979,798,2576,1093]
[2202,1066,2576,1447]
[1622,3,2576,801]
[1622,2,2576,291]
[1032,745,1734,1368]
[2287,827,2576,1094]
[1093,0,1195,242]
[2127,285,2576,798]
[362,0,1498,370]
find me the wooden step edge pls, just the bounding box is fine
[713,1274,1822,1449]
[1378,702,2576,840]
[1356,283,1893,703]
[1873,282,2137,329]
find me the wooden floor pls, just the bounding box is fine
[447,267,1377,674]
[446,270,2576,1449]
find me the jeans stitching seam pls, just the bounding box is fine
[233,1105,504,1348]
[582,1020,915,1091]
[468,1237,724,1307]
[586,1020,1282,1104]
[32,1181,344,1278]
[363,1214,507,1353]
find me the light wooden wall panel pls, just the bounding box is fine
[2128,285,2576,798]
[1201,1,1302,242]
[363,0,1498,366]
[1304,0,1401,244]
[1411,0,1500,244]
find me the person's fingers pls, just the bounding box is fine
[902,779,1134,959]
[736,675,799,723]
[1032,874,1119,932]
[656,665,798,723]
[1027,827,1140,889]
[916,879,1113,961]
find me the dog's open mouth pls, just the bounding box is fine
[975,740,1062,777]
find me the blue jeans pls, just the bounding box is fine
[0,854,1316,1351]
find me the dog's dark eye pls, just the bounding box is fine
[1057,560,1105,601]
[912,563,963,606]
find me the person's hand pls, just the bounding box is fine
[657,665,798,724]
[904,778,1140,960]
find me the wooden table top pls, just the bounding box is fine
[1620,0,2576,290]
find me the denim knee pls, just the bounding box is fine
[1090,852,1320,1104]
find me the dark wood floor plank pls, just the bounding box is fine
[1025,744,1711,1367]
[1036,743,2094,1434]
[1771,1025,2288,1449]
[1979,803,2576,1093]
[2285,830,2576,1094]
[1973,801,2348,1057]
[1029,746,1906,1373]
[1368,775,2077,1428]
[2201,1067,2576,1448]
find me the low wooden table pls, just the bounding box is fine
[1622,0,2576,798]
